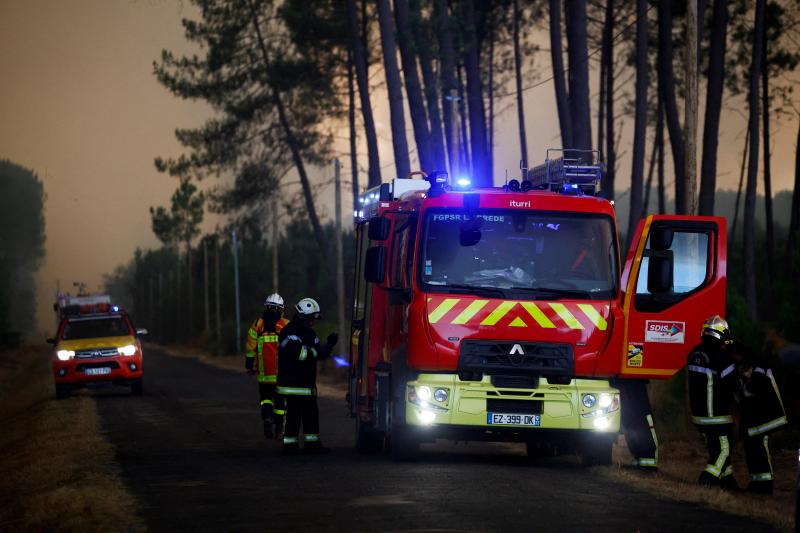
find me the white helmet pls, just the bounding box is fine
[295,297,321,318]
[264,293,285,310]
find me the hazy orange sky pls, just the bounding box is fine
[1,0,797,334]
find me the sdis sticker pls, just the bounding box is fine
[627,343,643,367]
[645,320,685,344]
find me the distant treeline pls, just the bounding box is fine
[104,218,356,354]
[0,160,45,341]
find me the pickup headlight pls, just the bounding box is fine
[117,345,137,356]
[56,350,75,361]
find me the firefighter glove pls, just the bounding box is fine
[326,333,339,348]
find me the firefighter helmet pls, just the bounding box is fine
[264,293,285,310]
[701,315,730,341]
[295,297,321,318]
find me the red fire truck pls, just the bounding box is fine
[348,150,726,462]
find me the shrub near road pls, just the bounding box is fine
[0,346,142,532]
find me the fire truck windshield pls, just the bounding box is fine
[419,211,617,300]
[62,317,131,340]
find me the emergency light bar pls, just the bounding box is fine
[527,148,604,195]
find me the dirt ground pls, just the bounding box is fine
[0,346,143,532]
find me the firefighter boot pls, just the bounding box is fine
[263,418,275,439]
[719,474,740,492]
[697,471,720,487]
[746,480,773,495]
[282,442,301,456]
[303,440,332,454]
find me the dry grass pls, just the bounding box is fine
[602,374,796,532]
[0,347,143,532]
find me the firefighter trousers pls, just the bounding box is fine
[615,379,658,468]
[745,433,774,489]
[282,394,321,447]
[258,383,285,428]
[698,425,735,484]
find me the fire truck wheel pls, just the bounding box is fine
[390,426,420,462]
[355,419,384,453]
[577,436,613,466]
[55,384,71,400]
[130,378,144,396]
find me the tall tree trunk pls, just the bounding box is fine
[698,0,728,216]
[434,0,459,174]
[348,53,359,207]
[603,0,615,198]
[549,0,573,148]
[642,103,660,218]
[761,25,775,288]
[628,0,648,244]
[410,0,446,172]
[787,117,800,266]
[377,0,411,180]
[685,0,699,214]
[564,0,592,153]
[461,0,489,186]
[658,0,687,214]
[731,129,749,243]
[247,2,326,252]
[187,243,193,336]
[346,0,381,187]
[513,0,528,169]
[743,0,765,321]
[488,14,495,176]
[657,94,666,215]
[457,64,471,172]
[395,0,432,172]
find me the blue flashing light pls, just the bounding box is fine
[332,355,350,368]
[112,305,120,312]
[456,177,471,188]
[562,183,581,194]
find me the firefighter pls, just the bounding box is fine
[245,293,289,439]
[686,315,738,489]
[728,341,788,494]
[277,297,338,455]
[614,379,659,471]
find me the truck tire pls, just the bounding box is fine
[355,418,384,453]
[55,384,70,400]
[130,378,144,396]
[390,425,420,462]
[577,436,613,466]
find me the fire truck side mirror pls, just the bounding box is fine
[368,217,391,242]
[364,246,387,284]
[647,254,674,294]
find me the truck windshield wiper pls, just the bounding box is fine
[508,286,597,300]
[441,284,507,298]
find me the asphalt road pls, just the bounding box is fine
[95,347,775,532]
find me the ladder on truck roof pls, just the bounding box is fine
[527,149,604,194]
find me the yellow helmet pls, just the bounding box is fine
[702,315,730,341]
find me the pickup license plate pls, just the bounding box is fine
[85,367,112,376]
[487,413,541,427]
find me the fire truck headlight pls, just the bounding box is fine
[582,393,596,408]
[417,386,431,402]
[434,388,449,403]
[419,410,436,425]
[593,416,611,430]
[56,350,75,361]
[118,345,137,357]
[599,393,613,408]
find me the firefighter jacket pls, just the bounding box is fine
[253,317,289,383]
[246,317,267,358]
[687,339,736,426]
[277,318,332,396]
[738,366,787,437]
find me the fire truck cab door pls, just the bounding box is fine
[619,215,727,379]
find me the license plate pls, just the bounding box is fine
[85,367,112,376]
[487,413,541,427]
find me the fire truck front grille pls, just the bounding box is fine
[459,341,573,377]
[75,348,119,359]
